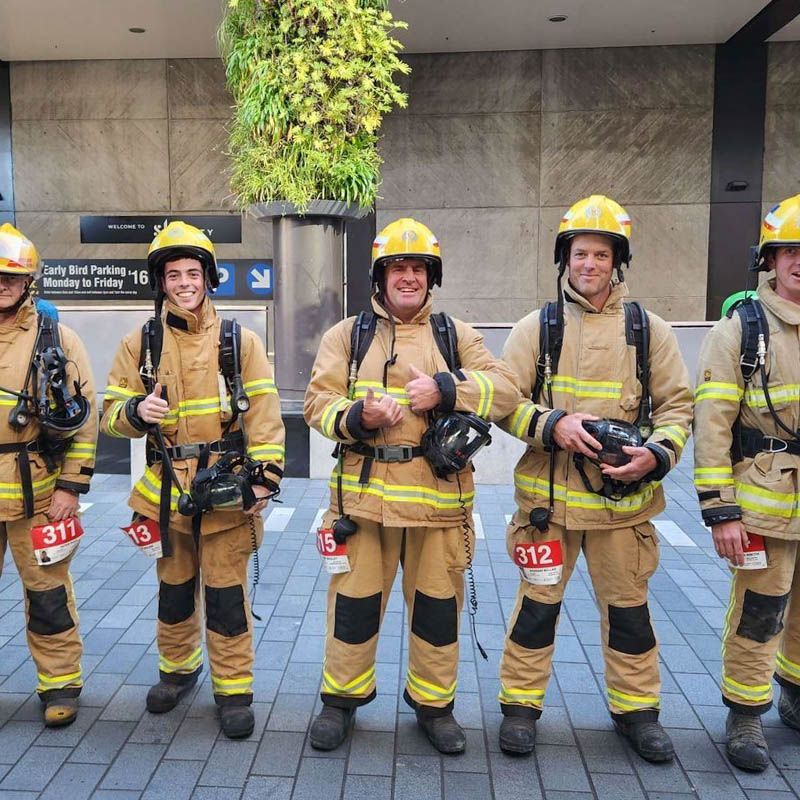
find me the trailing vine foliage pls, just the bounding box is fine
[220,0,410,211]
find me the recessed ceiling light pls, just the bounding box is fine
[548,15,568,22]
[128,27,146,33]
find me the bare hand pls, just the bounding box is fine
[138,382,170,425]
[601,446,657,482]
[552,413,601,457]
[361,387,403,430]
[245,485,269,517]
[47,488,79,521]
[405,364,441,415]
[712,519,749,566]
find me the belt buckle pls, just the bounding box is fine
[378,445,413,463]
[176,443,202,460]
[763,436,788,454]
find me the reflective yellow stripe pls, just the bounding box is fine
[514,472,657,513]
[777,651,800,681]
[104,384,139,399]
[551,375,622,399]
[695,382,743,403]
[353,381,410,406]
[607,687,659,711]
[0,473,58,500]
[694,466,734,486]
[735,481,797,518]
[65,442,96,460]
[653,425,687,448]
[36,670,83,692]
[321,398,351,438]
[247,443,285,461]
[322,664,376,696]
[211,674,253,695]
[744,383,800,409]
[467,371,494,418]
[406,669,456,702]
[498,683,545,707]
[509,402,537,439]
[330,472,475,510]
[722,673,772,702]
[159,647,203,675]
[0,392,17,407]
[134,467,181,510]
[106,400,127,438]
[243,378,277,397]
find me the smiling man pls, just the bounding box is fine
[495,196,692,763]
[304,218,518,754]
[101,221,284,739]
[693,194,800,772]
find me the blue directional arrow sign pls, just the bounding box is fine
[247,262,273,297]
[214,262,236,297]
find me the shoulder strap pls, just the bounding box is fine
[138,317,162,394]
[37,312,60,350]
[350,311,378,374]
[624,301,653,436]
[733,297,767,383]
[429,312,460,372]
[533,301,562,404]
[218,318,241,381]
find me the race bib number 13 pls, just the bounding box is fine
[513,540,564,585]
[121,518,163,559]
[316,528,351,574]
[30,516,84,566]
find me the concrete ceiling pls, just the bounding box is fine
[770,11,800,40]
[0,0,794,61]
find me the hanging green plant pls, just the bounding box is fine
[219,0,410,212]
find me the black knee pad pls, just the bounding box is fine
[27,586,74,635]
[334,591,381,645]
[737,589,789,644]
[411,591,458,648]
[608,603,656,655]
[205,584,248,638]
[158,577,196,625]
[510,596,561,650]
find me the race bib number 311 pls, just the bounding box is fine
[121,518,163,559]
[513,539,564,585]
[316,528,351,574]
[30,516,84,566]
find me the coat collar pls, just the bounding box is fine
[162,295,216,334]
[563,277,628,313]
[759,279,800,327]
[371,292,434,325]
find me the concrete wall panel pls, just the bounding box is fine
[169,119,231,210]
[167,58,232,120]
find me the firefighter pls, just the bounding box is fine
[100,222,284,739]
[0,223,97,727]
[693,194,800,772]
[496,196,693,762]
[304,218,519,754]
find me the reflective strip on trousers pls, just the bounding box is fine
[322,664,376,697]
[498,683,545,709]
[722,672,772,703]
[607,687,660,712]
[211,674,254,696]
[330,472,475,510]
[159,646,203,675]
[777,651,800,682]
[406,669,456,703]
[36,669,83,693]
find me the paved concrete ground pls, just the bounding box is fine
[1,453,799,799]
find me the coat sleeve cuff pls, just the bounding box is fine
[343,400,375,441]
[55,478,90,495]
[433,372,456,413]
[644,443,671,482]
[541,409,567,449]
[701,505,742,526]
[124,396,149,432]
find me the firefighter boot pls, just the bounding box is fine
[499,711,537,756]
[613,713,675,763]
[310,706,356,751]
[219,704,255,739]
[41,690,79,728]
[725,710,769,772]
[415,708,466,755]
[778,683,800,730]
[146,669,200,714]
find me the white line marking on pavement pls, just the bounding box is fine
[265,506,295,532]
[473,513,484,539]
[79,502,93,513]
[654,520,697,547]
[504,514,512,524]
[311,507,326,533]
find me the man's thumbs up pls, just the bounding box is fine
[153,382,162,398]
[409,363,425,380]
[365,386,376,405]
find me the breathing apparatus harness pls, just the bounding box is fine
[533,237,654,513]
[0,312,91,517]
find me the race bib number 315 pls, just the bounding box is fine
[121,518,163,559]
[513,540,564,585]
[30,516,84,566]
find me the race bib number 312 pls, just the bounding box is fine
[513,540,564,585]
[30,516,84,566]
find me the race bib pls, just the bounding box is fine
[732,532,767,570]
[30,516,84,566]
[121,518,163,559]
[316,528,351,574]
[513,539,564,585]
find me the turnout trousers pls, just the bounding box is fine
[721,536,800,713]
[319,515,474,713]
[499,514,661,720]
[155,517,262,706]
[0,513,82,698]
